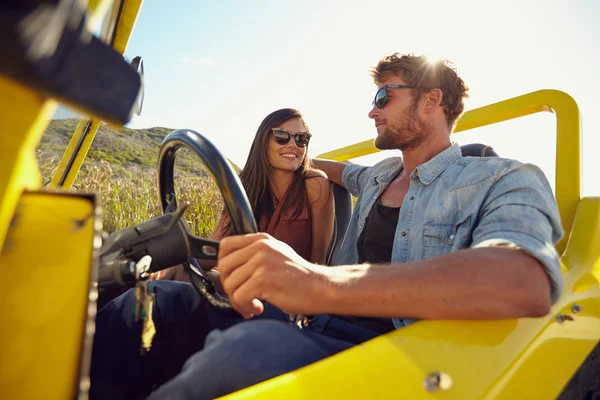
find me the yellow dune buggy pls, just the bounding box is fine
[0,1,598,399]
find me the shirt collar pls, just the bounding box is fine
[373,143,462,185]
[374,157,404,184]
[414,143,462,185]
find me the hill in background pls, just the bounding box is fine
[38,119,240,177]
[36,119,229,235]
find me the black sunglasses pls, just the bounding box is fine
[372,84,415,109]
[271,128,312,148]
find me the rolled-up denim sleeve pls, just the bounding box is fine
[471,163,564,304]
[341,164,370,197]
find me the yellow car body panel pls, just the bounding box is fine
[0,75,56,249]
[0,192,98,400]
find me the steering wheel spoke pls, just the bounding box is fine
[188,235,219,261]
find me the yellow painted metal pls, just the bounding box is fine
[0,5,117,398]
[223,197,600,400]
[317,90,580,254]
[0,192,97,400]
[112,0,145,55]
[0,0,123,243]
[48,0,145,190]
[0,75,56,249]
[48,119,102,189]
[86,0,115,30]
[561,197,600,287]
[316,139,377,162]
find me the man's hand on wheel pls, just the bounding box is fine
[218,233,331,319]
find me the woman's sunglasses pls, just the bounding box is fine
[372,84,415,109]
[271,128,312,148]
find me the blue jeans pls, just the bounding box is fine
[90,281,382,400]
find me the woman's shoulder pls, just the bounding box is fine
[304,168,328,180]
[304,169,332,204]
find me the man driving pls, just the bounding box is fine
[90,53,563,400]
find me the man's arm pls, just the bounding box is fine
[320,247,551,319]
[217,235,551,319]
[311,159,346,187]
[312,159,371,198]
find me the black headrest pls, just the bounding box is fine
[460,143,498,157]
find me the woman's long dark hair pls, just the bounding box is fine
[222,108,311,235]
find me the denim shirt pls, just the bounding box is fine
[334,143,564,329]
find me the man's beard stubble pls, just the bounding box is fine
[374,103,433,152]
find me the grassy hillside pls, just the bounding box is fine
[37,119,229,235]
[38,119,240,176]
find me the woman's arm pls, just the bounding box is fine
[306,173,335,265]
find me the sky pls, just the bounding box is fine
[65,0,600,196]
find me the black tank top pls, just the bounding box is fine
[341,200,400,334]
[357,201,400,264]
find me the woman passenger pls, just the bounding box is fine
[153,108,334,280]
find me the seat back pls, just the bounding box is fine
[325,183,353,265]
[460,143,498,157]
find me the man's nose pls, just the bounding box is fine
[368,104,379,119]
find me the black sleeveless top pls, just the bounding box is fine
[341,200,400,334]
[357,201,400,264]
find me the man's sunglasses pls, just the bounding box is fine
[271,128,312,148]
[372,84,415,109]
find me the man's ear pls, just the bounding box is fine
[423,89,443,109]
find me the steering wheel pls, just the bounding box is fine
[157,129,257,316]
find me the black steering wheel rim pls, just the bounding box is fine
[157,129,257,315]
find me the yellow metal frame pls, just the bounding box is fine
[112,0,145,55]
[49,0,144,190]
[317,90,580,254]
[0,75,56,248]
[0,2,138,399]
[48,119,103,189]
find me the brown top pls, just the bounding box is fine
[259,193,312,261]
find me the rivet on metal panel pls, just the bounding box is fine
[424,371,453,392]
[556,314,575,323]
